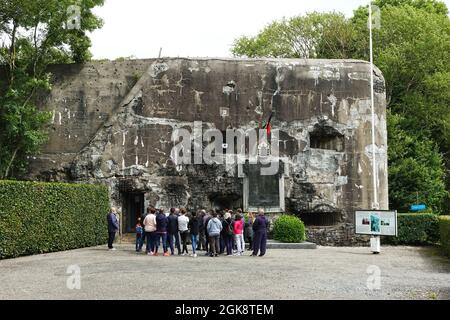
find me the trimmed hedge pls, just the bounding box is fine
[439,216,450,256]
[385,213,440,245]
[0,180,110,259]
[273,215,305,243]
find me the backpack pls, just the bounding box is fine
[226,221,234,236]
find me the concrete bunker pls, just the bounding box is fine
[26,58,389,245]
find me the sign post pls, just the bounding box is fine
[355,210,398,254]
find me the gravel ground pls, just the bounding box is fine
[0,244,449,300]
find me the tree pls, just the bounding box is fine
[387,112,447,212]
[231,12,357,59]
[231,0,450,212]
[351,1,450,212]
[0,0,104,179]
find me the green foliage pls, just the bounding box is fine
[231,1,450,213]
[0,0,104,179]
[387,112,447,212]
[0,180,109,259]
[232,12,356,59]
[273,215,305,243]
[386,213,440,245]
[438,216,450,256]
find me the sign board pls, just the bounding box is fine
[410,204,426,211]
[355,210,397,236]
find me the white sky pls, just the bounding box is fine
[89,0,450,59]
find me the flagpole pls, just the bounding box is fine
[369,1,378,211]
[369,1,381,254]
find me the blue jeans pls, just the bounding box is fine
[155,232,168,253]
[191,234,198,254]
[224,234,233,255]
[167,232,181,255]
[136,233,144,251]
[139,232,146,251]
[145,231,155,253]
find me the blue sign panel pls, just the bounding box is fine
[410,204,426,211]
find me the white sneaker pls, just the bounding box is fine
[109,248,116,251]
[193,254,197,257]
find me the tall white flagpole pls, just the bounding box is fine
[369,1,381,254]
[369,1,379,210]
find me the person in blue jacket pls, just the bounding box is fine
[107,207,119,251]
[135,217,144,252]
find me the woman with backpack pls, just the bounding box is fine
[244,212,255,251]
[222,211,234,256]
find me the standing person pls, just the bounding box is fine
[198,210,206,251]
[155,208,170,256]
[207,211,222,257]
[233,214,245,256]
[167,208,181,255]
[233,209,243,252]
[188,211,200,257]
[219,212,226,254]
[107,207,119,251]
[143,207,157,255]
[178,208,190,255]
[203,210,212,255]
[139,207,149,252]
[244,212,255,251]
[252,208,269,257]
[135,217,144,252]
[222,211,234,256]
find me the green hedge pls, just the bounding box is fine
[439,216,450,256]
[273,215,305,243]
[0,180,110,259]
[385,213,440,245]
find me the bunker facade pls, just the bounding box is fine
[28,58,388,245]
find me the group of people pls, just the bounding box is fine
[106,206,270,257]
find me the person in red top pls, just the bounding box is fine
[233,214,245,256]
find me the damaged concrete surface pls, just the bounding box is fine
[27,58,388,245]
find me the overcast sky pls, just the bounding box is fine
[89,0,450,59]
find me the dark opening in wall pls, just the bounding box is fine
[298,212,341,226]
[309,125,344,152]
[121,192,144,233]
[209,193,241,211]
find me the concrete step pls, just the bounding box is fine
[266,240,317,249]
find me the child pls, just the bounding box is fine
[135,217,144,252]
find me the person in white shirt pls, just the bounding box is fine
[143,207,157,255]
[178,208,190,255]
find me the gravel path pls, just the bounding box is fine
[0,244,449,300]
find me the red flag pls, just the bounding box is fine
[265,112,273,136]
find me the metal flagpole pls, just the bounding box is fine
[369,1,378,210]
[369,1,381,253]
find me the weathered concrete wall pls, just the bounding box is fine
[28,57,388,245]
